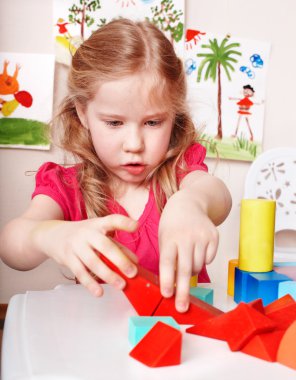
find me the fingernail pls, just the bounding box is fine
[91,286,102,297]
[125,265,137,278]
[114,278,126,290]
[177,301,188,313]
[162,287,173,298]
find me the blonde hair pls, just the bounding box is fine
[55,18,198,218]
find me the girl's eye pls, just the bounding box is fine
[145,120,162,127]
[105,120,123,127]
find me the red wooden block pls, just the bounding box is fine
[153,294,223,325]
[264,295,296,330]
[264,294,295,314]
[225,303,275,351]
[187,303,275,351]
[241,329,285,362]
[100,255,163,316]
[129,321,182,367]
[186,316,227,341]
[248,299,265,314]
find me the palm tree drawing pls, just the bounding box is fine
[197,38,241,139]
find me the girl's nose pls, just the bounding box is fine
[122,126,144,152]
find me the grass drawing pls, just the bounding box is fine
[199,132,261,161]
[0,118,50,148]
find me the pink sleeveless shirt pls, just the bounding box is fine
[32,143,210,282]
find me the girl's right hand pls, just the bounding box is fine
[31,215,139,297]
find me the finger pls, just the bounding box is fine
[89,234,137,278]
[112,239,139,264]
[159,244,177,298]
[192,243,207,274]
[175,249,193,313]
[205,237,219,265]
[97,214,138,234]
[68,255,104,297]
[78,244,127,290]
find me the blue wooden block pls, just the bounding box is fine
[278,281,296,300]
[274,261,296,267]
[128,316,180,347]
[247,272,291,306]
[234,267,257,304]
[189,287,213,305]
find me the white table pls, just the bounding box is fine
[1,284,295,380]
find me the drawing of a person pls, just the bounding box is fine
[229,84,263,141]
[56,18,72,39]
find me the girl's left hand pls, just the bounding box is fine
[158,190,219,313]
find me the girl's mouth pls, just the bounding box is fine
[122,163,146,175]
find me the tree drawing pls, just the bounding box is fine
[68,0,103,40]
[150,0,183,44]
[197,38,241,139]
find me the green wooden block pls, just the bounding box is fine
[189,287,214,305]
[128,316,180,347]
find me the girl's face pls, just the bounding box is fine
[78,73,174,188]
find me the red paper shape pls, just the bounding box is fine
[129,321,182,367]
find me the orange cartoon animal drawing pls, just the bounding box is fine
[0,60,33,117]
[0,60,20,95]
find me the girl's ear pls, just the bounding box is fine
[75,103,88,129]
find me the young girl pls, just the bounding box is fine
[0,19,232,313]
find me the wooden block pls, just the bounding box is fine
[186,315,228,341]
[227,259,239,296]
[241,329,285,362]
[226,303,275,351]
[99,255,163,316]
[242,271,291,306]
[277,320,296,370]
[238,199,275,272]
[100,254,223,322]
[186,302,275,351]
[234,269,291,306]
[248,299,265,314]
[153,293,223,325]
[129,321,182,367]
[274,266,296,280]
[189,287,213,305]
[274,261,296,267]
[278,281,296,300]
[128,316,180,347]
[264,294,295,314]
[234,267,257,304]
[264,295,296,330]
[190,275,198,287]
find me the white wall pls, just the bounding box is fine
[0,0,295,302]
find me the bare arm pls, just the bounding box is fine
[0,195,64,269]
[179,170,232,226]
[159,170,232,312]
[0,195,138,296]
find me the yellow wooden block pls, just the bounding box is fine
[227,259,239,296]
[190,275,198,287]
[239,199,275,272]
